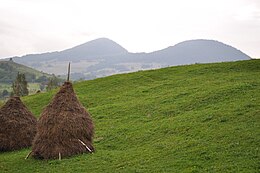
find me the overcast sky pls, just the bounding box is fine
[0,0,260,59]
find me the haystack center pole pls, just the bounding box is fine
[67,62,71,82]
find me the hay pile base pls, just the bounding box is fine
[32,82,94,160]
[0,97,37,151]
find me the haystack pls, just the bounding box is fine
[0,96,37,151]
[31,81,94,160]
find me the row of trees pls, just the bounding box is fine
[0,73,61,98]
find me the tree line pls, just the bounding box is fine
[0,73,62,99]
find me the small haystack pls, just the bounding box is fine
[31,81,94,160]
[0,97,37,151]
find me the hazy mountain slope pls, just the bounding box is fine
[14,38,128,63]
[1,59,259,172]
[145,39,250,64]
[11,38,251,80]
[60,37,128,60]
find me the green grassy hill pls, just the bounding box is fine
[0,60,55,97]
[0,60,51,83]
[1,60,259,172]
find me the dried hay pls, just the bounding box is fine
[0,97,37,151]
[31,82,94,160]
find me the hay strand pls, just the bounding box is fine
[78,139,92,153]
[25,151,32,159]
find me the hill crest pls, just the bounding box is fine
[10,38,251,80]
[0,59,51,83]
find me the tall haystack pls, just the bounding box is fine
[0,96,37,151]
[31,81,94,160]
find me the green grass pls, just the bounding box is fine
[0,60,51,83]
[0,83,40,99]
[0,83,12,92]
[1,60,260,172]
[28,83,40,94]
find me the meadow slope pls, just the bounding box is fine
[0,60,259,173]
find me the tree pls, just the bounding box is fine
[12,72,29,96]
[35,75,49,83]
[46,75,60,91]
[2,90,9,98]
[21,73,29,96]
[39,83,45,91]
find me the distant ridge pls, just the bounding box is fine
[64,38,128,56]
[146,39,250,64]
[9,38,251,80]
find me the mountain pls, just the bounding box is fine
[11,38,251,80]
[2,60,259,172]
[61,37,128,60]
[13,38,128,63]
[0,59,51,83]
[145,39,250,64]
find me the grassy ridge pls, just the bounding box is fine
[0,60,51,83]
[1,60,260,172]
[0,60,52,97]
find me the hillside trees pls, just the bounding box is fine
[12,72,29,96]
[46,75,61,91]
[0,90,9,99]
[2,90,9,97]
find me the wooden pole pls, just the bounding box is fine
[67,62,71,82]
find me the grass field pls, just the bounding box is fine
[0,83,40,98]
[0,60,259,172]
[0,83,12,92]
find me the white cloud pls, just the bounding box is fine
[0,0,259,58]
